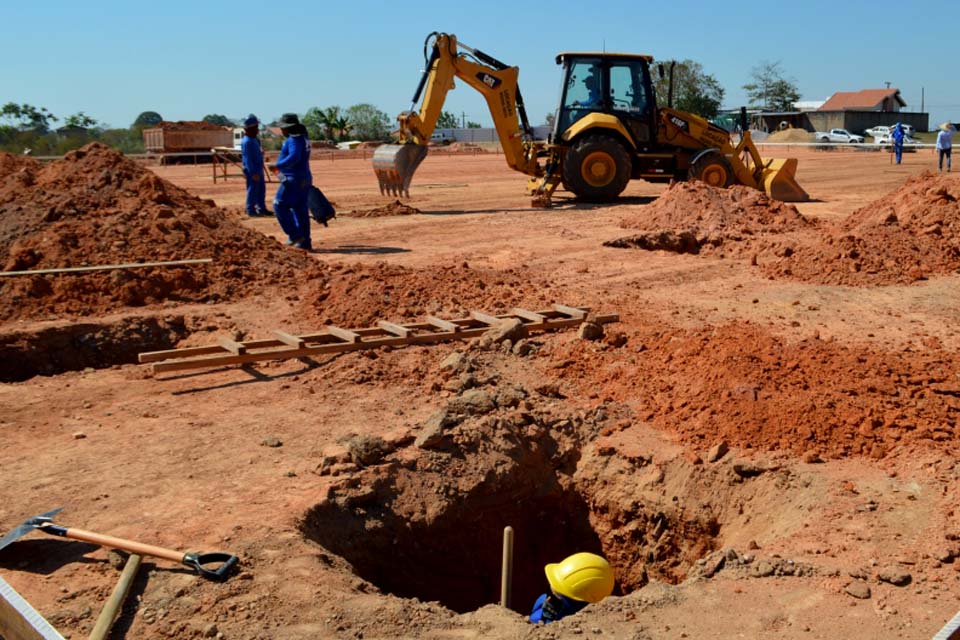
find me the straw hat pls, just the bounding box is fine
[940,122,956,132]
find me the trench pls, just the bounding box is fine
[300,418,719,615]
[0,316,191,381]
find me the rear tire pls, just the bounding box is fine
[562,134,631,202]
[689,152,734,188]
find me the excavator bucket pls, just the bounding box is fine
[760,157,809,202]
[373,143,429,198]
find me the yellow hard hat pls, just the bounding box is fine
[545,552,615,603]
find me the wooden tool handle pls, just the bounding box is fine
[43,525,184,563]
[88,553,142,640]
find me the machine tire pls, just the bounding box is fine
[562,134,631,202]
[689,151,734,188]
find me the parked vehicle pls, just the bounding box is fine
[814,128,865,144]
[874,133,923,152]
[865,124,915,138]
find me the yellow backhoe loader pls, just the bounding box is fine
[374,32,808,206]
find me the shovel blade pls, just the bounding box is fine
[761,157,809,202]
[373,143,428,198]
[0,507,63,552]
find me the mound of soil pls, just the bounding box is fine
[549,320,960,461]
[446,143,487,153]
[609,182,816,255]
[763,172,960,285]
[0,143,326,321]
[348,200,422,218]
[766,129,813,143]
[299,262,559,327]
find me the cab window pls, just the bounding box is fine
[557,58,603,133]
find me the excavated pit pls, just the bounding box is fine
[300,396,720,614]
[0,315,191,381]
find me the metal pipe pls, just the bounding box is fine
[500,526,514,608]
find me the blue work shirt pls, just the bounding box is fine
[892,126,905,145]
[937,130,954,150]
[529,593,587,624]
[241,135,263,176]
[275,133,312,182]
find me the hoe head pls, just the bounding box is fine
[761,157,809,202]
[373,143,428,198]
[0,507,63,552]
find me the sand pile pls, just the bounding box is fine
[549,320,960,461]
[446,143,486,153]
[606,181,816,255]
[0,143,325,321]
[348,200,422,218]
[299,262,560,327]
[763,172,960,285]
[765,129,812,143]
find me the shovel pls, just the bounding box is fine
[0,507,238,582]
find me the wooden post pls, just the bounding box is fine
[500,526,514,608]
[88,553,142,640]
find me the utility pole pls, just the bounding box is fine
[461,112,466,128]
[921,87,925,113]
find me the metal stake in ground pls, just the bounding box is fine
[0,508,238,582]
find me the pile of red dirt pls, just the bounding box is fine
[153,120,229,131]
[548,320,959,461]
[0,143,326,321]
[608,182,816,255]
[298,261,562,327]
[348,200,422,218]
[445,143,487,153]
[763,172,960,285]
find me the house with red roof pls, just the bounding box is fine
[818,88,907,112]
[808,88,926,134]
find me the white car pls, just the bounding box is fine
[874,133,923,151]
[866,124,915,138]
[815,128,865,143]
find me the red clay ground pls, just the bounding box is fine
[2,144,960,640]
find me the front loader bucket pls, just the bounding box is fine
[760,157,809,202]
[373,143,429,198]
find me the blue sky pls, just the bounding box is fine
[2,0,955,130]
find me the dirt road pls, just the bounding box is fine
[2,145,959,639]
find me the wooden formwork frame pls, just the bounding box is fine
[139,304,617,375]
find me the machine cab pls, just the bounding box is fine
[552,53,656,147]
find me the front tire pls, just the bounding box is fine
[689,151,734,188]
[562,134,631,202]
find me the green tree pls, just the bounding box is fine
[345,103,390,140]
[466,121,481,128]
[742,61,800,112]
[132,111,163,128]
[302,107,326,140]
[544,113,556,128]
[63,112,98,129]
[436,111,459,129]
[653,60,725,119]
[202,114,233,126]
[1,103,57,132]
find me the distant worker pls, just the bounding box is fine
[892,122,905,165]
[529,552,614,625]
[936,122,955,172]
[241,115,269,217]
[269,113,313,251]
[574,70,602,109]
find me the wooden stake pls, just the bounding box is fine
[88,553,142,640]
[0,259,212,277]
[500,526,514,609]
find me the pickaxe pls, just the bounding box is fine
[0,507,238,581]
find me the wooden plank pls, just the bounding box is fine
[510,308,546,323]
[426,315,461,333]
[326,326,361,343]
[217,336,247,355]
[0,576,65,640]
[377,320,411,338]
[471,310,506,326]
[273,330,305,348]
[552,303,587,319]
[0,258,212,277]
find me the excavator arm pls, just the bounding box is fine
[374,32,545,198]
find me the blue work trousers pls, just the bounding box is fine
[894,144,903,164]
[274,178,311,243]
[245,172,266,214]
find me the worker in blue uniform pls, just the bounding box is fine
[530,552,615,624]
[892,122,905,165]
[241,115,269,217]
[269,113,313,250]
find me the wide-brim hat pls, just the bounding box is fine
[278,113,301,129]
[940,122,956,132]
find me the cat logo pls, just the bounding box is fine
[476,72,501,89]
[669,115,689,132]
